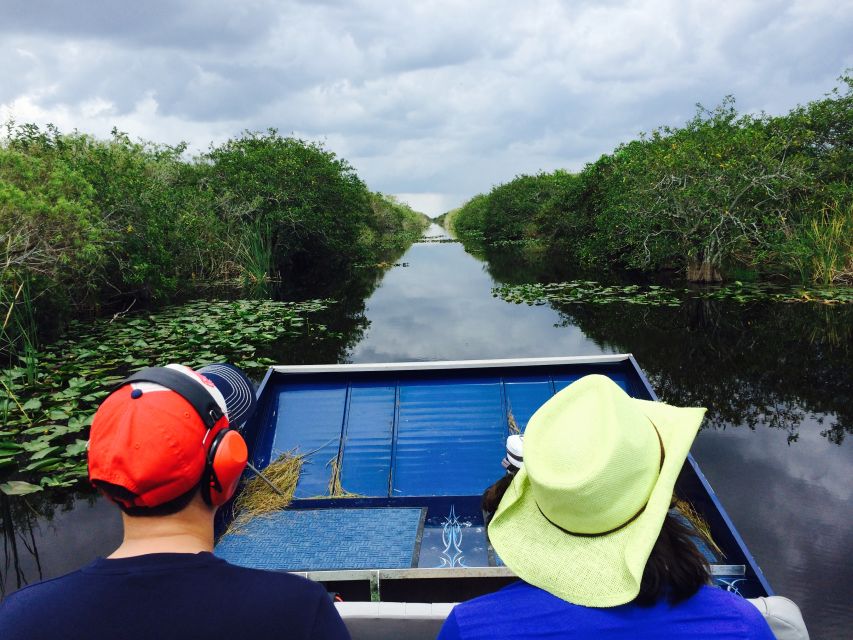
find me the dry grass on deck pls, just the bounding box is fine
[675,497,724,558]
[226,452,303,534]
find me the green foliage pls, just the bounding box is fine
[446,193,488,240]
[602,99,810,280]
[450,75,852,283]
[0,298,334,489]
[0,126,427,492]
[480,172,569,243]
[204,130,374,280]
[0,124,425,345]
[363,193,430,255]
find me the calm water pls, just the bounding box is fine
[3,224,851,638]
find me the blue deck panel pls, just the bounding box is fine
[553,371,628,393]
[271,383,347,498]
[339,383,396,497]
[393,378,506,496]
[503,377,553,432]
[216,507,424,571]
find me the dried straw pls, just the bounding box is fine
[227,451,303,533]
[507,408,520,435]
[674,497,724,558]
[326,454,360,498]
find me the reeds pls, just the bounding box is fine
[225,447,364,536]
[236,219,274,286]
[1,277,39,382]
[803,199,853,285]
[1,277,39,428]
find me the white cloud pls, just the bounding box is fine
[393,193,461,218]
[2,0,850,215]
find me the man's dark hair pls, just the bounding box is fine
[93,481,200,517]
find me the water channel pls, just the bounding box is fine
[3,223,851,638]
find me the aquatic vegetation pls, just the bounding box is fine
[493,280,853,307]
[488,239,541,248]
[0,298,333,494]
[494,282,683,306]
[416,237,461,244]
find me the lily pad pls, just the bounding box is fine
[22,397,43,411]
[0,480,44,495]
[0,297,335,489]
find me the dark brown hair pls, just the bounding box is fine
[481,473,515,527]
[634,510,710,605]
[93,481,200,517]
[481,478,710,605]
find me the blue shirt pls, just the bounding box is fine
[438,581,775,639]
[0,552,350,640]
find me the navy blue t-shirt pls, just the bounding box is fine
[438,581,775,639]
[0,552,350,639]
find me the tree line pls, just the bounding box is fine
[445,75,852,284]
[0,126,428,351]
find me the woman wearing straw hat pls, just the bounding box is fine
[438,375,775,639]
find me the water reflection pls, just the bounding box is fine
[0,491,121,596]
[692,422,853,640]
[556,300,852,444]
[350,226,608,362]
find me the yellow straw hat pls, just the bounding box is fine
[488,374,706,607]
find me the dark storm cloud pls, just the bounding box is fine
[2,0,851,215]
[1,0,278,50]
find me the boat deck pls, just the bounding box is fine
[215,356,772,602]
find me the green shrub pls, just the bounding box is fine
[0,124,426,344]
[447,74,852,283]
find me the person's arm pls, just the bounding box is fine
[436,608,463,640]
[310,593,351,639]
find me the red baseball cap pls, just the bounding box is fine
[88,364,230,508]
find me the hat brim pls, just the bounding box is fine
[488,398,706,607]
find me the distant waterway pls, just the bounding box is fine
[3,224,851,639]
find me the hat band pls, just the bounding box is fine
[534,421,665,538]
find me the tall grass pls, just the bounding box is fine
[1,275,40,434]
[235,220,274,285]
[237,220,273,283]
[803,199,853,285]
[1,276,39,383]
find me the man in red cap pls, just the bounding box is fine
[0,364,350,639]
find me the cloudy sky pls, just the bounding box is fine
[2,1,851,216]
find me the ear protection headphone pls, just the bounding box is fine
[120,367,248,506]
